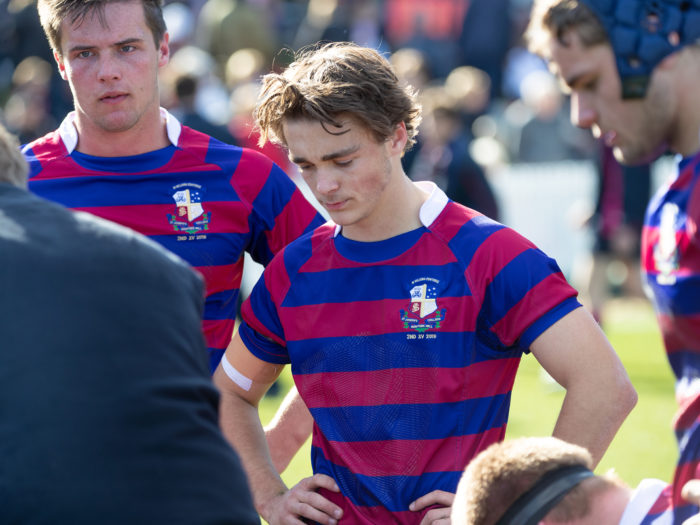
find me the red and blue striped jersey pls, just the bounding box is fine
[23,110,324,372]
[641,151,700,522]
[239,183,581,523]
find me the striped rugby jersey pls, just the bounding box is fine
[642,151,700,522]
[23,109,324,372]
[239,182,581,523]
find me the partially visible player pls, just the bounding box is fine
[451,437,673,525]
[23,0,324,372]
[0,121,259,524]
[213,42,636,525]
[526,0,700,520]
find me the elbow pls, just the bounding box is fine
[617,375,638,419]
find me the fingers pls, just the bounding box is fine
[683,480,700,504]
[682,480,700,525]
[410,489,455,511]
[418,506,452,525]
[277,475,342,525]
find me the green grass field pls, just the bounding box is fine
[258,297,678,489]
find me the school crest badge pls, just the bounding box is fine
[400,277,446,333]
[167,183,211,234]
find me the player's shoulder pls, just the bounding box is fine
[430,200,535,263]
[21,129,66,162]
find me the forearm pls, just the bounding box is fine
[218,387,288,516]
[551,371,637,467]
[265,385,314,473]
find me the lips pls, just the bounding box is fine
[99,92,128,103]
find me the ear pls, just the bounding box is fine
[388,121,408,156]
[158,32,170,68]
[54,50,67,81]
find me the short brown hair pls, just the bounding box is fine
[452,437,619,525]
[254,42,422,153]
[0,124,29,189]
[525,0,608,60]
[37,0,166,56]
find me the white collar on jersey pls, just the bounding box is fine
[58,107,182,154]
[618,478,670,525]
[332,180,449,238]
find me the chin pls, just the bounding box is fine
[613,142,668,166]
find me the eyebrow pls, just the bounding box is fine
[67,37,143,54]
[291,145,360,164]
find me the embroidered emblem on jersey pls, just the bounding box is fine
[400,277,446,333]
[654,202,680,285]
[167,183,211,235]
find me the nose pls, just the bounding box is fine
[570,91,596,130]
[97,52,121,82]
[315,168,340,195]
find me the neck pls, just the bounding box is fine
[342,172,429,242]
[73,106,170,157]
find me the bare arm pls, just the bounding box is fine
[530,307,637,467]
[213,336,342,525]
[265,385,314,474]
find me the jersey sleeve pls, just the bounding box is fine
[470,224,581,353]
[233,149,324,265]
[238,250,291,364]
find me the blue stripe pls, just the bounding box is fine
[150,233,247,267]
[481,248,562,326]
[519,298,581,348]
[239,321,289,365]
[279,262,469,306]
[645,274,700,316]
[309,394,511,442]
[203,136,243,172]
[447,214,505,266]
[667,350,700,385]
[311,450,462,511]
[287,332,520,373]
[202,289,239,321]
[29,169,242,207]
[248,275,286,340]
[71,146,177,172]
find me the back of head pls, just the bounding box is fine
[0,124,29,189]
[254,42,422,153]
[452,437,599,525]
[37,0,167,55]
[525,0,700,98]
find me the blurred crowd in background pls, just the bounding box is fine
[0,0,657,322]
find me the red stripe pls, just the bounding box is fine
[657,312,700,355]
[73,201,252,237]
[266,189,325,254]
[195,262,243,297]
[229,148,273,203]
[202,318,236,349]
[279,295,479,341]
[466,227,534,297]
[297,358,519,408]
[312,426,505,477]
[491,273,577,346]
[430,201,481,242]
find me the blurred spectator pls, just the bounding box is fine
[168,72,237,145]
[3,56,57,144]
[586,143,652,324]
[383,0,470,79]
[195,0,277,73]
[504,69,596,163]
[408,85,500,220]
